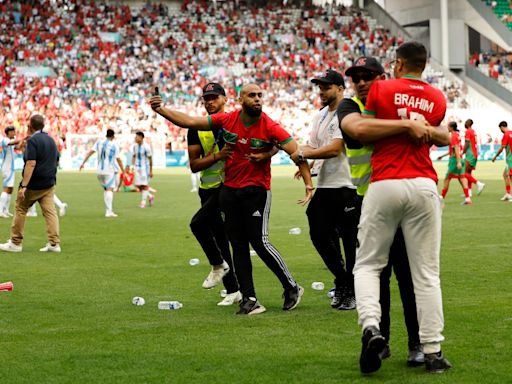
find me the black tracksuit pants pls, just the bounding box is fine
[189,186,239,293]
[306,187,359,290]
[379,228,421,349]
[219,185,297,299]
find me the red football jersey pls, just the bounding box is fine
[465,127,478,157]
[209,110,292,190]
[449,131,460,157]
[364,76,447,183]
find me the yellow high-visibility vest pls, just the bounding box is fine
[198,131,224,189]
[346,96,373,196]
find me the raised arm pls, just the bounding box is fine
[149,95,211,131]
[290,139,343,164]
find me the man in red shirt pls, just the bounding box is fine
[344,41,452,374]
[150,83,313,315]
[463,119,485,196]
[491,121,512,201]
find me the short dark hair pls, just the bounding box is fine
[4,126,15,135]
[106,129,115,138]
[30,114,45,131]
[136,131,145,138]
[465,119,473,128]
[396,41,428,72]
[448,121,458,131]
[499,121,508,128]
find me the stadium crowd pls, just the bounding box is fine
[0,0,477,151]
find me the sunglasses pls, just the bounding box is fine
[350,72,379,83]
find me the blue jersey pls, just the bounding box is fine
[92,139,120,175]
[1,137,15,173]
[131,143,152,172]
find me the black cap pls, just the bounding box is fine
[345,57,385,77]
[311,69,345,87]
[202,82,226,96]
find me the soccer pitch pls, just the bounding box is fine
[1,162,510,383]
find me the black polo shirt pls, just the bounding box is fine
[24,131,59,190]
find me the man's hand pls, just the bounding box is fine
[216,145,233,161]
[149,171,153,178]
[297,185,314,206]
[245,151,271,162]
[149,95,162,111]
[79,164,85,171]
[18,187,26,200]
[408,120,432,144]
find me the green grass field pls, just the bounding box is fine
[1,162,511,383]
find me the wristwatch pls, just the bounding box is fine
[298,150,305,163]
[19,184,27,189]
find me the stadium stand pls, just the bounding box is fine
[0,0,503,154]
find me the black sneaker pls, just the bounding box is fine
[338,287,356,310]
[407,344,425,367]
[330,287,344,308]
[425,351,452,373]
[236,297,266,315]
[380,344,391,360]
[282,285,304,311]
[359,326,387,374]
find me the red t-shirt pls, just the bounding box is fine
[465,127,478,157]
[364,76,447,183]
[209,110,292,190]
[449,131,460,157]
[120,172,134,187]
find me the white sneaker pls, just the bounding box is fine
[202,261,230,289]
[6,211,13,217]
[139,201,146,208]
[59,203,68,217]
[39,243,61,253]
[217,291,242,306]
[105,212,118,218]
[26,210,38,217]
[0,240,22,253]
[0,212,10,218]
[461,198,472,205]
[500,193,512,201]
[476,182,485,195]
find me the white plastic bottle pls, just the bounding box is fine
[158,301,183,310]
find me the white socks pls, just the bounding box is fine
[104,190,114,214]
[53,194,64,209]
[0,192,9,213]
[141,189,149,203]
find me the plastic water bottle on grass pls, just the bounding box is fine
[158,301,183,310]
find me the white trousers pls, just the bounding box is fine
[354,178,445,354]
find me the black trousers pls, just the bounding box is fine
[306,187,359,289]
[189,187,238,293]
[379,228,420,349]
[219,185,297,299]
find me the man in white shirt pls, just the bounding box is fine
[80,129,124,217]
[291,69,358,310]
[0,126,23,218]
[131,131,154,208]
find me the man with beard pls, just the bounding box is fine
[290,70,358,310]
[150,83,313,315]
[187,83,240,305]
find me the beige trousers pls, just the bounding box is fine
[11,186,60,246]
[354,178,444,354]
